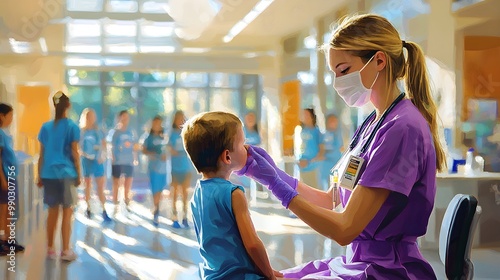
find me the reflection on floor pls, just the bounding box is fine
[1,186,500,280]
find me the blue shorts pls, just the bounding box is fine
[82,158,105,178]
[149,172,167,194]
[112,165,134,178]
[42,178,77,208]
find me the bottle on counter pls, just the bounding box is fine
[465,147,475,176]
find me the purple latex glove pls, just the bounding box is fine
[237,146,298,208]
[236,146,298,190]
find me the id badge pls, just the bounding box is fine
[331,143,365,191]
[339,155,365,190]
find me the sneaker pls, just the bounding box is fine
[86,209,92,219]
[0,243,8,256]
[153,210,159,227]
[102,211,112,223]
[47,248,57,260]
[172,221,181,229]
[61,250,77,262]
[125,201,131,213]
[182,219,189,228]
[0,239,24,252]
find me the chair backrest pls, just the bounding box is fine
[439,194,482,280]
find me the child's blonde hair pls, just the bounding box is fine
[79,108,97,130]
[181,111,242,173]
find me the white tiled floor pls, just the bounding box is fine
[2,190,500,280]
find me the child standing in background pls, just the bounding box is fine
[79,108,111,222]
[243,112,261,146]
[298,108,325,188]
[168,110,191,229]
[321,114,344,191]
[142,116,167,227]
[108,110,137,214]
[182,111,282,280]
[37,92,81,261]
[0,103,25,256]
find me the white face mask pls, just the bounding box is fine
[333,55,379,107]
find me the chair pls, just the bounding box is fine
[439,194,482,280]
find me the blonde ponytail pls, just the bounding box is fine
[404,41,446,172]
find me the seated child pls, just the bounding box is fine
[181,111,282,280]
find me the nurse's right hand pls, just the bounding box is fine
[242,146,298,208]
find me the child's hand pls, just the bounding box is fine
[36,178,43,188]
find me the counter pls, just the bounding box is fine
[420,172,500,250]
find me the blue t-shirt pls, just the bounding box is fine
[144,133,167,174]
[38,119,80,179]
[109,128,135,165]
[168,129,190,173]
[191,178,264,280]
[80,129,103,160]
[244,127,261,146]
[323,129,343,163]
[0,129,17,178]
[299,126,323,171]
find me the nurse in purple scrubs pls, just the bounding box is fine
[237,14,446,279]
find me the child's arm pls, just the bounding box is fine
[232,188,276,279]
[0,150,8,191]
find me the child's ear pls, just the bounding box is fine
[221,150,231,164]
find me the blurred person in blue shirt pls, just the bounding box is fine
[243,112,261,146]
[79,108,111,222]
[142,115,167,227]
[298,108,325,188]
[321,113,344,190]
[0,103,25,255]
[37,92,81,261]
[168,110,192,229]
[107,110,138,214]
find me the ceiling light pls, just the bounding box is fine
[65,57,102,67]
[104,57,132,66]
[39,38,48,54]
[223,0,274,43]
[304,36,317,49]
[9,38,32,54]
[65,45,102,53]
[182,47,210,53]
[140,46,176,53]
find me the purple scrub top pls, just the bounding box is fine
[283,99,438,280]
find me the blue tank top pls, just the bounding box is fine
[191,178,264,280]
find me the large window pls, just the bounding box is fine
[103,86,137,131]
[66,86,102,126]
[176,88,208,118]
[210,89,239,115]
[65,69,261,177]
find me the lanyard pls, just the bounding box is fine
[348,92,405,154]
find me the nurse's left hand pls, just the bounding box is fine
[239,146,298,208]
